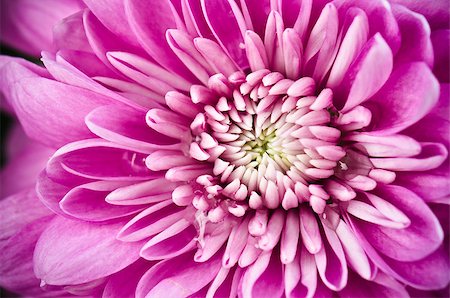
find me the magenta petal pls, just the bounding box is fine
[103,259,153,298]
[339,271,409,298]
[59,181,144,221]
[240,0,271,36]
[335,33,393,112]
[356,185,444,262]
[0,126,53,198]
[241,250,285,298]
[0,57,50,114]
[431,30,450,82]
[85,105,179,152]
[0,0,83,56]
[136,251,221,297]
[8,75,115,147]
[47,139,159,181]
[395,165,450,203]
[202,0,249,69]
[34,217,143,285]
[83,0,139,47]
[367,62,439,135]
[390,0,450,30]
[0,216,54,296]
[0,189,52,243]
[314,224,348,291]
[393,4,433,67]
[124,0,197,82]
[383,246,450,291]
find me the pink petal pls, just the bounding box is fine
[103,260,153,298]
[241,250,284,298]
[393,4,433,67]
[201,0,249,69]
[85,105,179,152]
[83,0,139,47]
[0,0,83,56]
[336,33,393,112]
[117,200,188,242]
[136,252,221,297]
[124,0,197,82]
[314,224,348,291]
[59,181,144,221]
[34,217,143,285]
[140,219,196,260]
[355,185,444,262]
[47,139,159,181]
[367,62,439,135]
[0,216,54,296]
[6,74,114,148]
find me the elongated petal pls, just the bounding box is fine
[355,185,444,262]
[34,217,142,285]
[368,62,439,135]
[136,251,221,297]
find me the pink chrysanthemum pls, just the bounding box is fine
[0,0,449,297]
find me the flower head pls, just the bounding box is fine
[0,0,449,297]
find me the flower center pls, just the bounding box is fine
[186,70,345,218]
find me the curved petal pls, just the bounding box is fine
[139,219,196,260]
[117,201,189,242]
[0,189,53,243]
[34,217,143,285]
[314,223,348,291]
[124,0,197,82]
[47,139,159,182]
[136,251,221,297]
[7,73,116,147]
[431,30,450,82]
[389,0,450,30]
[59,180,144,221]
[85,105,179,152]
[335,33,393,112]
[392,4,433,67]
[201,0,249,69]
[367,62,439,135]
[355,185,444,262]
[395,158,449,203]
[83,0,139,47]
[339,271,409,298]
[0,0,83,56]
[0,216,54,296]
[103,259,153,298]
[241,250,285,298]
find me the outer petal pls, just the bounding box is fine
[0,216,55,296]
[393,4,433,67]
[354,185,444,262]
[389,0,450,30]
[0,0,83,56]
[431,30,450,82]
[34,217,143,285]
[6,74,116,148]
[124,0,197,82]
[202,0,249,69]
[0,125,53,198]
[83,0,139,47]
[367,62,439,135]
[103,259,153,298]
[136,251,221,297]
[339,271,409,298]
